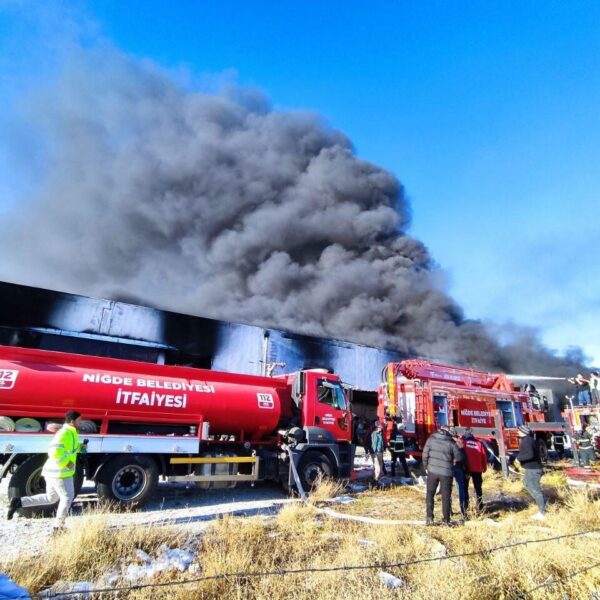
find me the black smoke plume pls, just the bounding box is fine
[0,48,586,376]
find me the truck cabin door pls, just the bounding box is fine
[497,399,517,428]
[514,401,524,426]
[433,393,449,428]
[304,372,351,442]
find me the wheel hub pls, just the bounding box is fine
[112,465,147,500]
[303,463,323,486]
[26,468,45,496]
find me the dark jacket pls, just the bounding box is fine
[390,432,406,454]
[516,434,542,469]
[576,430,593,451]
[423,430,462,477]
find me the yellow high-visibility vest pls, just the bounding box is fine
[42,424,81,479]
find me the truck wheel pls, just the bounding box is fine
[96,455,158,508]
[8,455,84,518]
[298,451,333,491]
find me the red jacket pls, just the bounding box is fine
[463,437,488,473]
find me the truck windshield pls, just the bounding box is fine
[317,380,347,410]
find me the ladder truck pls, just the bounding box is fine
[379,359,566,473]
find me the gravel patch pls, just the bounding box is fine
[0,478,295,563]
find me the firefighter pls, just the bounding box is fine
[382,412,395,475]
[389,421,411,480]
[575,425,595,468]
[6,411,88,530]
[462,428,488,512]
[423,425,462,525]
[552,433,565,459]
[371,421,385,485]
[516,425,546,520]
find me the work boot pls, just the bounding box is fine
[51,526,66,536]
[6,497,21,520]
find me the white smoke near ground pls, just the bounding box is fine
[0,47,586,375]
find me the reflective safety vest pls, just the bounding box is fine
[42,424,81,479]
[577,432,593,451]
[390,434,406,453]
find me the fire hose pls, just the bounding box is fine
[283,445,442,526]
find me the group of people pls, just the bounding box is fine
[423,424,547,525]
[568,372,600,406]
[366,418,412,484]
[422,426,488,525]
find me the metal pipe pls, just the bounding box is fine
[507,375,568,380]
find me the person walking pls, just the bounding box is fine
[462,428,488,512]
[516,425,546,520]
[6,411,87,530]
[371,421,385,485]
[389,421,411,480]
[423,425,462,525]
[575,425,595,468]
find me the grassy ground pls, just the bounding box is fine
[3,471,600,599]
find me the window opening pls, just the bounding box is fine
[317,379,347,410]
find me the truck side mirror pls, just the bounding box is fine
[292,372,305,408]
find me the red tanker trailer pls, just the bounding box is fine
[0,345,354,516]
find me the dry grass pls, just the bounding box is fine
[306,474,349,503]
[4,473,600,599]
[3,517,188,595]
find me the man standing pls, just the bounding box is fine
[423,425,462,525]
[516,425,546,520]
[575,425,595,468]
[371,421,385,485]
[590,372,600,405]
[450,430,468,518]
[462,428,488,512]
[569,374,592,406]
[7,411,87,530]
[390,421,411,480]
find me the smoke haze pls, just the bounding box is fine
[0,47,586,375]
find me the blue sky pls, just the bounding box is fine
[1,1,599,365]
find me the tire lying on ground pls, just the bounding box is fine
[8,454,84,518]
[96,455,158,508]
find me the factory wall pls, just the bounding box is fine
[0,281,404,391]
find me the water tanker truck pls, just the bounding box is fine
[0,345,354,516]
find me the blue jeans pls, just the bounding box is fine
[454,467,468,515]
[578,390,591,406]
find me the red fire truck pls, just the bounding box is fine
[0,345,353,516]
[379,359,564,468]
